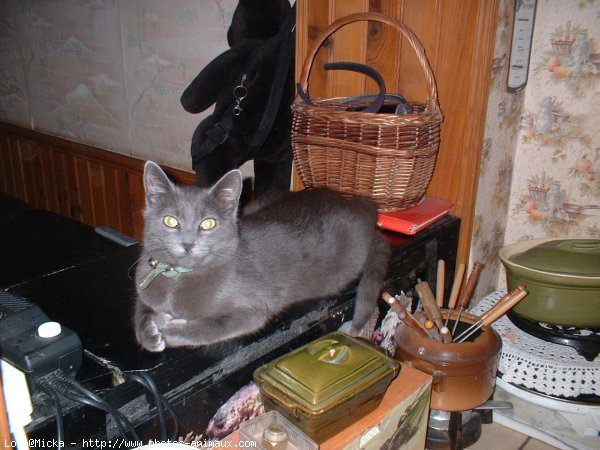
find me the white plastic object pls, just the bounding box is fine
[37,321,62,338]
[1,359,32,450]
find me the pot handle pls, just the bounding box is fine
[431,370,445,393]
[403,361,444,392]
[566,240,600,252]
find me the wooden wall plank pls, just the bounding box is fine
[39,145,59,212]
[102,166,122,230]
[0,123,194,240]
[397,0,440,102]
[87,160,106,226]
[127,171,146,238]
[52,148,71,218]
[62,153,81,221]
[21,141,44,209]
[75,157,94,225]
[328,0,369,98]
[0,136,13,194]
[365,0,401,95]
[9,139,26,201]
[296,0,331,99]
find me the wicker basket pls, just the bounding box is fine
[292,13,443,212]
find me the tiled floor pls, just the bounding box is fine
[469,422,559,449]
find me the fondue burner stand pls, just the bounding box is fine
[426,409,482,450]
[426,401,512,450]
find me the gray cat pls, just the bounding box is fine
[134,161,390,352]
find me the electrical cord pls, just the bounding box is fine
[54,370,141,441]
[126,372,179,441]
[36,369,180,446]
[36,370,140,443]
[35,382,64,450]
[61,389,132,440]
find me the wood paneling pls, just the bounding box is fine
[0,123,195,239]
[295,0,499,267]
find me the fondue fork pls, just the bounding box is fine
[436,259,445,308]
[415,282,451,343]
[472,283,527,325]
[444,263,466,328]
[382,292,430,338]
[416,313,443,342]
[454,284,528,342]
[450,261,485,335]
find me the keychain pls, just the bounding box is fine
[233,74,247,116]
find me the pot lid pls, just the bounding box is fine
[510,238,600,276]
[254,332,399,411]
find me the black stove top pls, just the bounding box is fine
[507,310,600,362]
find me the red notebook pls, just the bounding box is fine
[377,197,453,235]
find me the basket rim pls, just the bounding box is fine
[291,98,443,125]
[297,12,442,118]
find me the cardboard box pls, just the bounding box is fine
[224,363,432,449]
[319,363,432,449]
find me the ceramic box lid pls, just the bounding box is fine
[254,332,399,414]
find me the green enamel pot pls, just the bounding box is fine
[499,237,600,327]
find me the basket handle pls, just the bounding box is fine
[297,12,440,115]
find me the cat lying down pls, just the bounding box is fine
[134,161,391,352]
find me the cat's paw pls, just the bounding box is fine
[139,319,166,352]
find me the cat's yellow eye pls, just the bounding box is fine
[200,218,216,230]
[163,215,179,228]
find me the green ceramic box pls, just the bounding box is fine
[253,332,400,443]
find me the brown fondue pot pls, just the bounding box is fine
[394,310,501,412]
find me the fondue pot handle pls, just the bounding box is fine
[404,360,445,392]
[431,370,445,392]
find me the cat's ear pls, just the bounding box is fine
[210,169,242,214]
[143,161,174,205]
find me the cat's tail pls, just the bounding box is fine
[350,231,391,336]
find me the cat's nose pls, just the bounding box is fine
[182,243,194,253]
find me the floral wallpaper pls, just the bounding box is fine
[0,0,237,171]
[471,0,600,300]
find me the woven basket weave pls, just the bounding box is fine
[292,13,443,212]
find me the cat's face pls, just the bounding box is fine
[141,162,242,266]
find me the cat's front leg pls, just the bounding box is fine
[134,303,167,352]
[160,310,264,348]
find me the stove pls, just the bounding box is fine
[507,310,600,362]
[471,291,600,449]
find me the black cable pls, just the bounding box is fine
[140,372,179,441]
[39,372,130,440]
[126,372,179,441]
[127,373,167,441]
[55,370,141,442]
[40,370,140,443]
[36,382,64,450]
[140,373,179,441]
[61,390,131,441]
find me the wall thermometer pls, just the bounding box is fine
[507,0,537,92]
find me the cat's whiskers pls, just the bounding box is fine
[127,256,145,281]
